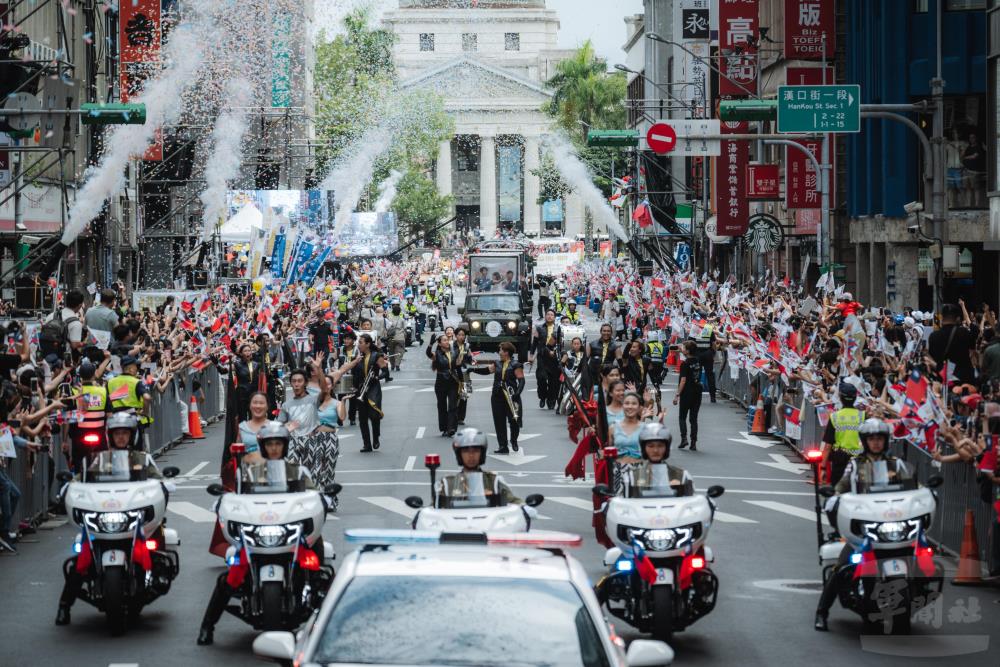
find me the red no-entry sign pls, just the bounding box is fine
[646,122,677,154]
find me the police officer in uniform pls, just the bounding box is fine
[107,355,152,447]
[694,318,717,403]
[563,300,582,323]
[814,418,911,631]
[435,428,520,506]
[336,288,351,323]
[404,295,422,344]
[646,331,667,388]
[70,362,109,472]
[819,383,864,486]
[621,422,695,498]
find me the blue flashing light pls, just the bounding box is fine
[226,554,241,566]
[73,542,82,554]
[345,529,442,545]
[849,553,863,565]
[615,559,634,572]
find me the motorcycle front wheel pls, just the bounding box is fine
[651,585,674,642]
[260,581,284,630]
[102,568,129,636]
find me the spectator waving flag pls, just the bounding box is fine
[783,403,802,440]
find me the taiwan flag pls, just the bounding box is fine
[852,538,878,579]
[914,529,935,577]
[632,199,655,228]
[631,538,658,585]
[783,403,802,439]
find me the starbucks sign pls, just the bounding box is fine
[743,214,784,253]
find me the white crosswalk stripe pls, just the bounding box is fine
[167,501,217,523]
[743,500,828,524]
[713,511,758,524]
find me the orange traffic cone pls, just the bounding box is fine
[952,509,983,585]
[750,397,769,436]
[188,395,206,440]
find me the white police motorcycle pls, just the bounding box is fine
[593,427,724,642]
[207,435,338,631]
[60,415,181,634]
[404,433,544,532]
[817,453,944,634]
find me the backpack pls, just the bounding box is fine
[38,310,78,356]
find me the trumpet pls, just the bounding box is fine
[457,370,472,402]
[355,360,384,420]
[502,383,521,425]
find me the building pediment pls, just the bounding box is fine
[400,58,552,106]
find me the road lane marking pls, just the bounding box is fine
[404,456,416,470]
[358,496,417,519]
[744,500,828,523]
[415,387,435,393]
[415,427,426,439]
[486,452,546,465]
[546,496,595,511]
[167,501,217,523]
[713,511,759,524]
[183,461,210,477]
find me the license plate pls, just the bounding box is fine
[881,558,907,576]
[654,568,674,586]
[260,565,285,582]
[102,549,126,567]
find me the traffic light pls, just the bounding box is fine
[718,99,777,122]
[586,130,639,147]
[80,103,147,125]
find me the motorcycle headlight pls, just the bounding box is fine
[643,529,677,551]
[97,511,139,533]
[860,519,922,543]
[256,525,286,548]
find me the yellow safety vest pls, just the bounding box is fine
[75,384,108,429]
[830,407,864,454]
[108,374,151,425]
[337,295,349,313]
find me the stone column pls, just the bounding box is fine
[436,139,453,204]
[479,134,497,237]
[523,135,541,236]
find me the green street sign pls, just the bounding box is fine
[777,85,860,133]
[719,99,777,122]
[80,103,147,125]
[586,130,638,147]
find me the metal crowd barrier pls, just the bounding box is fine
[716,362,998,574]
[2,365,226,529]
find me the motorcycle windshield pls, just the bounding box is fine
[84,450,147,483]
[635,465,679,498]
[241,461,305,494]
[854,460,917,494]
[440,472,498,509]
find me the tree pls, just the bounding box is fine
[532,149,572,205]
[392,169,453,244]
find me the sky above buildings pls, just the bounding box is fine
[315,0,645,68]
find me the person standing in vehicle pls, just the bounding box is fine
[819,382,864,486]
[674,341,703,451]
[529,309,562,410]
[435,428,520,506]
[471,341,524,454]
[814,418,911,631]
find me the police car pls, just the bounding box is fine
[252,529,674,667]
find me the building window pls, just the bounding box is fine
[505,32,520,51]
[419,33,434,51]
[935,95,988,209]
[462,33,478,52]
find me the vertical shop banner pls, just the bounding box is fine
[119,0,163,160]
[784,0,835,61]
[674,1,713,115]
[784,67,834,213]
[719,0,758,98]
[746,164,780,200]
[715,121,749,236]
[271,12,292,108]
[270,229,287,279]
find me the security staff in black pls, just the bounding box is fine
[471,341,525,454]
[427,333,462,437]
[694,318,718,403]
[674,340,703,451]
[815,418,912,631]
[529,309,562,410]
[587,323,620,381]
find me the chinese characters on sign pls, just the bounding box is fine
[786,138,823,209]
[715,121,749,236]
[719,0,758,98]
[784,0,835,60]
[119,0,162,160]
[746,164,780,200]
[682,4,710,40]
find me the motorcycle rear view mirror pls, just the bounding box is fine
[56,471,74,484]
[706,485,725,499]
[926,474,944,489]
[325,483,343,497]
[162,466,180,478]
[592,484,613,497]
[206,483,227,497]
[525,493,544,507]
[405,496,425,509]
[818,485,836,498]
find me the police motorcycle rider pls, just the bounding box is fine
[197,422,319,646]
[620,422,695,498]
[435,428,521,507]
[819,382,865,486]
[814,417,911,632]
[56,412,172,626]
[404,294,423,344]
[563,299,582,324]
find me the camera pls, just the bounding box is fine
[903,201,924,215]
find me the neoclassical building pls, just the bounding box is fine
[383,0,584,238]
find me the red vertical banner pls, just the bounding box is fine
[784,0,835,61]
[715,121,749,236]
[719,0,758,98]
[119,0,163,160]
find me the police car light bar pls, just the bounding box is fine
[345,529,582,549]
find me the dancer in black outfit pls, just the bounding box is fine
[351,334,387,452]
[529,309,562,409]
[426,334,462,437]
[471,341,524,453]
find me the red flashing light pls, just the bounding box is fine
[145,539,158,551]
[603,446,618,459]
[918,546,933,558]
[804,449,823,462]
[690,556,706,570]
[425,454,441,467]
[230,443,246,455]
[486,532,583,548]
[298,549,320,571]
[82,433,101,445]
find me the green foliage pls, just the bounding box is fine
[541,40,627,198]
[532,150,572,205]
[392,169,454,243]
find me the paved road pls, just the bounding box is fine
[2,307,998,666]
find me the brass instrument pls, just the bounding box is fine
[458,370,472,402]
[502,384,520,425]
[355,359,384,420]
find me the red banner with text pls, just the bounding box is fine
[716,121,749,236]
[719,0,758,97]
[119,0,163,160]
[784,0,835,61]
[747,164,781,200]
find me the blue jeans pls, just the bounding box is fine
[0,468,21,536]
